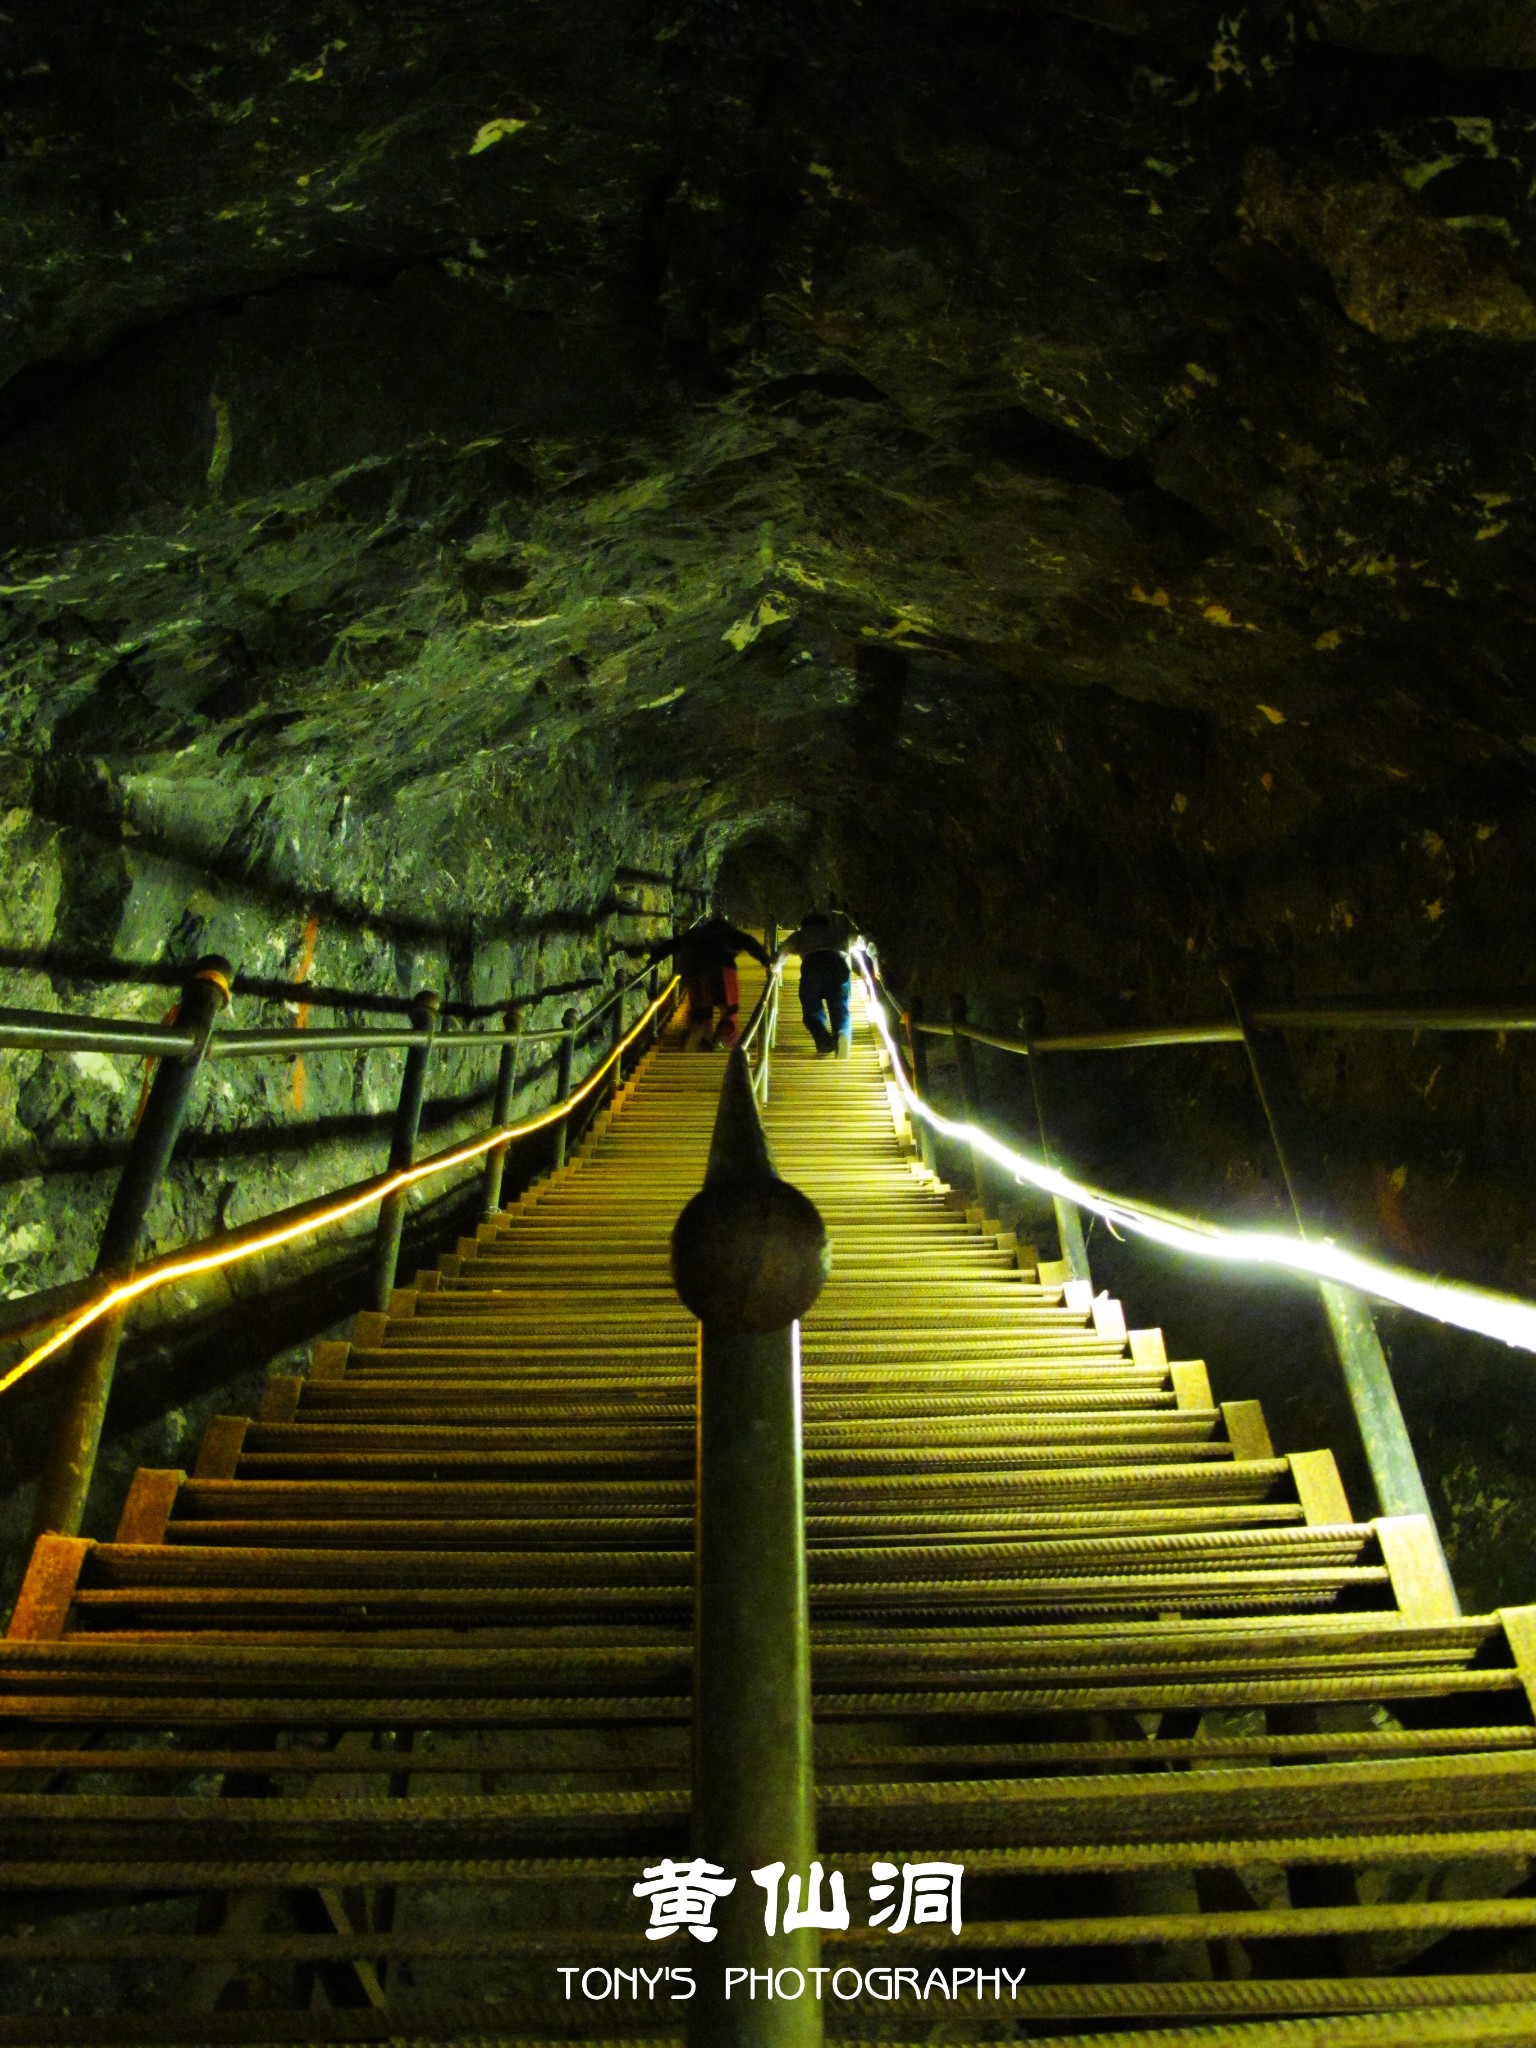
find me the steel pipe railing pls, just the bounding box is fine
[30,957,233,1540]
[0,919,694,1535]
[478,1007,524,1221]
[0,1012,609,1059]
[912,994,1536,1058]
[0,934,692,1026]
[0,982,619,1356]
[740,959,785,1105]
[28,970,1525,1071]
[550,1009,579,1171]
[858,942,1536,1607]
[1228,985,1455,1588]
[0,957,651,1064]
[0,950,682,1345]
[370,990,441,1311]
[14,964,1529,1068]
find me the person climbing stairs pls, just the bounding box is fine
[3,961,1536,2042]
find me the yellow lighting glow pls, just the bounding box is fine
[852,946,1536,1355]
[0,978,680,1398]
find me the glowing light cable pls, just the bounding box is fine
[0,977,681,1398]
[851,946,1536,1356]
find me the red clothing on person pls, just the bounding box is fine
[688,963,741,1046]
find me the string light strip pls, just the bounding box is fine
[0,977,681,1398]
[852,946,1536,1356]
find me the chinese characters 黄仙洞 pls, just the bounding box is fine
[631,1859,964,1943]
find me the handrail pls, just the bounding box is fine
[914,993,1536,1057]
[858,947,1536,1352]
[3,974,682,1400]
[0,956,670,1341]
[0,968,645,1062]
[0,966,684,1515]
[916,1017,1243,1055]
[0,903,709,1022]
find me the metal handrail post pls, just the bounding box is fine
[21,977,1536,1069]
[646,961,662,1045]
[1231,996,1452,1576]
[742,963,782,1104]
[1020,1002,1091,1284]
[607,967,629,1101]
[948,993,993,1208]
[551,1007,578,1169]
[370,990,440,1309]
[31,955,233,1539]
[753,972,778,1104]
[900,997,937,1173]
[672,1050,829,2048]
[479,1005,523,1220]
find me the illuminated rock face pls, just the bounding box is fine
[1,2,1535,1597]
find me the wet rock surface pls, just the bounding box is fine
[2,1,1536,1603]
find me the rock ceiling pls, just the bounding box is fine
[0,0,1532,1000]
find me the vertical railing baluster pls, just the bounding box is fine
[948,993,993,1211]
[370,989,439,1310]
[1021,1001,1092,1284]
[479,1004,523,1220]
[551,1006,578,1169]
[607,966,628,1101]
[902,997,937,1172]
[1231,992,1453,1588]
[32,954,233,1540]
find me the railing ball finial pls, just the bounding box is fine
[671,1176,829,1334]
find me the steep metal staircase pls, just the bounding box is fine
[4,962,1536,2042]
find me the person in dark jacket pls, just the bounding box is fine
[779,908,856,1057]
[665,915,771,1051]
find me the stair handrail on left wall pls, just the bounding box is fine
[1,957,683,1540]
[852,942,1488,1609]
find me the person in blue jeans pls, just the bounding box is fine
[780,909,856,1058]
